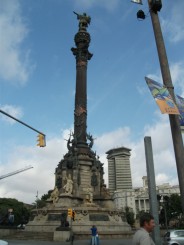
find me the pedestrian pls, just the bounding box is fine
[132,213,155,245]
[8,212,14,225]
[90,225,97,245]
[96,231,99,245]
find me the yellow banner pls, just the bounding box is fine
[145,77,179,115]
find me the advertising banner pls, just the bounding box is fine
[145,77,179,115]
[176,95,184,131]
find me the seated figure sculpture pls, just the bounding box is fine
[48,186,59,203]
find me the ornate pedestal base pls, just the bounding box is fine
[26,201,132,240]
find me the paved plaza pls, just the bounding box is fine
[7,239,132,245]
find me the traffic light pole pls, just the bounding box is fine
[147,0,184,213]
[70,216,75,245]
[0,109,45,136]
[70,217,73,245]
[68,208,74,245]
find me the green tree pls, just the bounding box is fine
[32,190,52,209]
[125,206,135,227]
[168,194,182,217]
[41,192,51,201]
[136,210,146,220]
[0,198,30,226]
[159,194,182,228]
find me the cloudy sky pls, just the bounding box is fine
[0,0,184,204]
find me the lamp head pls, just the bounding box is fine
[137,10,146,19]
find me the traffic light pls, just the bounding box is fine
[37,134,46,147]
[72,210,76,221]
[68,208,72,217]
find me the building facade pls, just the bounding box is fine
[113,176,180,217]
[106,147,132,194]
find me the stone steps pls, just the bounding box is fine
[74,231,133,239]
[0,229,133,241]
[1,230,53,241]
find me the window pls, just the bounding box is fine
[175,231,184,237]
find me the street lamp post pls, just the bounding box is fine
[147,0,184,214]
[36,191,39,216]
[160,196,168,231]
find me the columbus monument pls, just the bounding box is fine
[26,12,131,240]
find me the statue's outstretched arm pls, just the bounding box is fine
[73,11,79,19]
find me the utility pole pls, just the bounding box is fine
[144,136,161,245]
[147,0,184,213]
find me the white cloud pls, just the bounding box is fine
[73,0,121,12]
[94,127,132,154]
[0,104,23,124]
[170,62,184,96]
[161,2,184,43]
[156,173,178,186]
[0,130,69,204]
[0,0,31,84]
[0,116,180,204]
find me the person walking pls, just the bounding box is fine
[90,225,97,245]
[132,213,155,245]
[96,231,99,245]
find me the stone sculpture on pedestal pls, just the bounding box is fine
[26,12,131,240]
[63,174,73,195]
[47,186,59,204]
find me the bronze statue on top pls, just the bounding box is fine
[73,11,91,31]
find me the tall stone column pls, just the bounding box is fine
[55,13,107,203]
[71,13,93,152]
